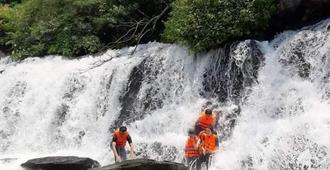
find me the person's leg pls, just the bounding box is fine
[115,146,120,162]
[116,146,127,161]
[120,148,127,161]
[197,155,206,170]
[186,158,192,169]
[196,156,202,170]
[191,157,198,170]
[205,154,210,170]
[187,157,198,170]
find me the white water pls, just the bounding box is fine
[212,20,330,169]
[0,19,330,170]
[0,43,218,169]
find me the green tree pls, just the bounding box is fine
[0,0,170,60]
[163,0,276,52]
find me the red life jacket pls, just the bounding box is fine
[199,131,218,153]
[198,113,215,131]
[114,130,129,148]
[184,136,199,158]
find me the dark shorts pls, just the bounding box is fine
[116,145,127,161]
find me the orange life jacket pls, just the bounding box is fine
[199,131,218,154]
[114,130,129,148]
[184,136,199,158]
[198,113,215,131]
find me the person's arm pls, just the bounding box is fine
[127,135,135,159]
[214,111,221,128]
[111,136,121,162]
[197,134,206,155]
[212,114,217,127]
[193,137,199,150]
[129,143,135,158]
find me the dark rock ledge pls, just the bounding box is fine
[90,159,188,170]
[21,157,187,170]
[21,156,100,170]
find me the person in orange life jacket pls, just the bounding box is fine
[111,126,135,162]
[195,108,216,134]
[196,126,219,170]
[184,129,199,169]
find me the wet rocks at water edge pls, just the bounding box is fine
[21,156,100,170]
[90,159,188,170]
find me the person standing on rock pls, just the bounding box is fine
[111,126,135,162]
[184,129,200,169]
[196,126,219,170]
[195,108,216,134]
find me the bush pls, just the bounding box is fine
[163,0,276,52]
[0,0,170,60]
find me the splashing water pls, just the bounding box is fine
[212,19,330,169]
[0,19,330,170]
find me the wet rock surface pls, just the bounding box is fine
[90,159,187,170]
[201,40,264,102]
[269,0,330,35]
[0,51,5,58]
[21,156,100,170]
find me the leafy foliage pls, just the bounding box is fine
[163,0,276,52]
[0,0,170,60]
[0,0,276,59]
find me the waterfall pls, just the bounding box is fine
[212,19,330,169]
[1,18,330,170]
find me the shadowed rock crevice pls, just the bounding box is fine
[112,58,148,129]
[201,40,264,103]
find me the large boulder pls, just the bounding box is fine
[90,159,187,170]
[21,156,100,170]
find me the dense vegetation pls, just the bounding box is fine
[163,0,276,52]
[0,0,276,60]
[0,0,170,60]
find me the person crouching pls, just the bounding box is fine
[111,126,135,162]
[184,129,200,169]
[197,126,219,170]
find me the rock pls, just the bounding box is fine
[21,156,100,170]
[268,0,330,35]
[113,58,147,130]
[201,40,264,103]
[0,50,5,58]
[90,159,187,170]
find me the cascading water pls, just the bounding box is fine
[212,19,330,169]
[0,42,256,170]
[0,18,329,170]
